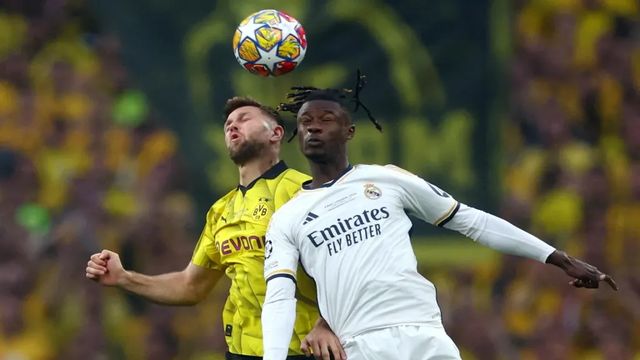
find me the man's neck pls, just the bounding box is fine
[308,158,350,189]
[238,156,280,186]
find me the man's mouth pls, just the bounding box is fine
[306,137,323,146]
[229,133,241,142]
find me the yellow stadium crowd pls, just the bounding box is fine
[438,0,639,358]
[0,3,226,358]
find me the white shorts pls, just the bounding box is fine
[342,324,461,360]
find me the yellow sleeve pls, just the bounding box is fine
[191,206,224,271]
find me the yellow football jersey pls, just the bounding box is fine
[192,161,318,356]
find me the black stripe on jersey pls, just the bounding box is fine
[266,273,297,284]
[437,202,460,227]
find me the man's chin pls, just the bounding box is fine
[230,153,256,165]
[228,141,267,165]
[303,150,330,164]
[229,150,259,165]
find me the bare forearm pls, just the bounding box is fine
[119,270,203,305]
[544,250,570,268]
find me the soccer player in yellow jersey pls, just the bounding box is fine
[86,97,346,360]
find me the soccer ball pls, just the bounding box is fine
[233,9,307,77]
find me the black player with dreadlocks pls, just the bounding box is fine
[262,74,616,360]
[278,71,381,142]
[277,72,381,189]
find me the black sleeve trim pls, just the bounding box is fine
[437,202,460,227]
[266,273,297,284]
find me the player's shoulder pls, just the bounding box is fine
[278,167,311,187]
[353,163,419,179]
[272,188,306,216]
[267,201,303,236]
[271,167,309,204]
[269,181,308,225]
[207,188,237,217]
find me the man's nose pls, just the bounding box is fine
[307,126,321,134]
[306,121,322,133]
[226,123,238,132]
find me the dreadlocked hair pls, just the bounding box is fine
[277,70,382,142]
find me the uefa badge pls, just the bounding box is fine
[363,183,382,200]
[264,239,273,259]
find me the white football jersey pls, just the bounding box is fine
[264,164,460,339]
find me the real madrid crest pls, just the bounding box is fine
[252,197,270,220]
[363,183,382,200]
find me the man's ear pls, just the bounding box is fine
[346,125,355,140]
[271,124,285,142]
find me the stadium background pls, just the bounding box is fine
[0,0,638,358]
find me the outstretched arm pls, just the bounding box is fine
[86,249,224,305]
[444,204,617,290]
[381,165,617,291]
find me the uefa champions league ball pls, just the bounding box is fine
[233,9,307,77]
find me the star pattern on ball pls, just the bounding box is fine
[237,21,266,45]
[279,17,300,35]
[256,45,281,72]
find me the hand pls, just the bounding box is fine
[301,317,346,360]
[85,249,128,286]
[546,250,618,290]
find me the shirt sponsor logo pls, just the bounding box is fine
[217,235,266,255]
[306,206,389,256]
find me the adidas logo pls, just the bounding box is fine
[302,212,319,225]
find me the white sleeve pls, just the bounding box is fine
[384,165,459,226]
[264,211,300,282]
[262,277,297,360]
[443,203,556,263]
[262,211,300,359]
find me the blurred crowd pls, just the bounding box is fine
[0,1,229,359]
[1,0,639,359]
[437,0,640,359]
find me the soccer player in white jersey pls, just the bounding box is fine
[261,82,617,360]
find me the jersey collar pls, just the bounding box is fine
[302,164,353,190]
[238,160,288,194]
